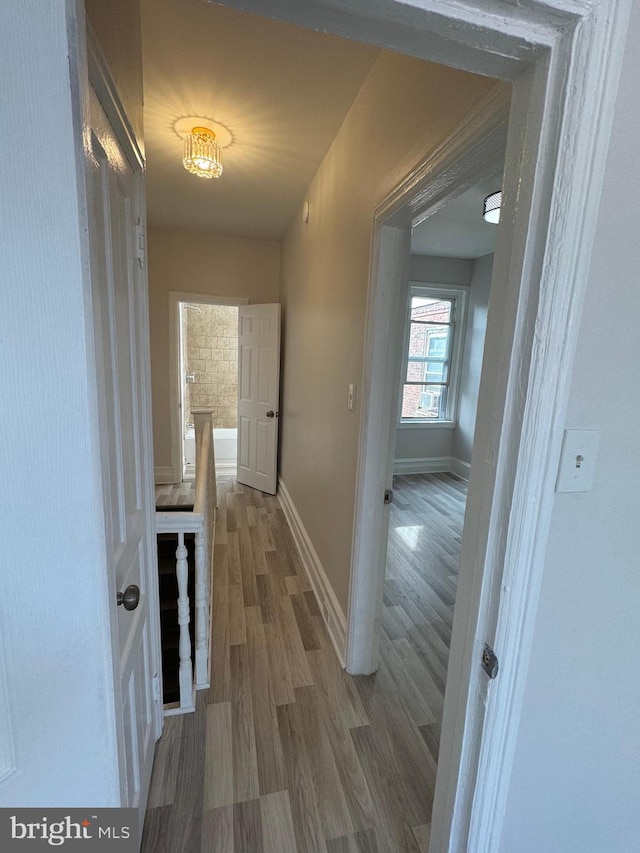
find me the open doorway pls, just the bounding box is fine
[168,291,248,487]
[380,171,501,777]
[179,300,240,480]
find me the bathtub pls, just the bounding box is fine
[184,426,237,477]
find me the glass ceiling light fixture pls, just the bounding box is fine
[483,190,502,224]
[183,126,223,179]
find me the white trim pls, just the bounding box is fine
[393,456,451,475]
[172,291,249,307]
[163,692,196,717]
[277,478,347,667]
[155,511,205,534]
[216,460,238,476]
[397,420,456,430]
[465,5,634,850]
[0,625,16,784]
[449,457,471,481]
[86,23,143,173]
[392,456,471,479]
[154,466,179,485]
[349,222,412,674]
[168,291,248,484]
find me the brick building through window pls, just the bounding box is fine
[400,287,466,422]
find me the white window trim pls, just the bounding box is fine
[398,282,468,427]
[397,419,456,430]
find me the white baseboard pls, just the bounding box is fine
[154,466,179,484]
[393,456,451,475]
[449,456,471,480]
[393,455,472,479]
[277,478,347,667]
[393,456,471,480]
[216,461,237,477]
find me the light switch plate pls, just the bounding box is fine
[555,429,600,493]
[348,384,356,411]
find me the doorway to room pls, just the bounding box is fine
[169,291,248,484]
[178,299,239,480]
[380,171,501,780]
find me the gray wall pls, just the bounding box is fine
[498,3,640,849]
[451,252,493,464]
[408,253,472,286]
[395,253,486,466]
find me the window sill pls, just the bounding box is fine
[398,420,456,430]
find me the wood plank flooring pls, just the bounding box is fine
[155,480,196,508]
[142,473,466,852]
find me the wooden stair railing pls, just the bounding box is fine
[155,408,216,715]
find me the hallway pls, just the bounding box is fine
[142,474,465,852]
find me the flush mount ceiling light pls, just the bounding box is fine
[483,190,502,224]
[183,126,223,179]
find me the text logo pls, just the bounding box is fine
[1,810,137,850]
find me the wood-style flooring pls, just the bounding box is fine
[142,473,466,853]
[155,480,196,508]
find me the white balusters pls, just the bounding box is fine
[176,532,194,711]
[157,409,216,716]
[194,527,209,688]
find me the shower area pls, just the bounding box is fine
[180,301,239,478]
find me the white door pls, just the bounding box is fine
[237,304,281,494]
[87,86,161,822]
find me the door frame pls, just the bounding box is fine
[349,81,509,662]
[167,291,248,483]
[349,82,511,845]
[83,20,164,803]
[220,0,632,848]
[295,1,636,851]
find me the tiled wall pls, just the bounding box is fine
[183,304,238,429]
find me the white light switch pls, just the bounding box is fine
[348,384,356,411]
[555,429,600,493]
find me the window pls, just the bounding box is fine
[400,285,467,424]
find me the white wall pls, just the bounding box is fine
[498,4,640,850]
[451,252,492,465]
[0,0,119,805]
[395,254,473,467]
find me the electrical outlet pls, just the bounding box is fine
[348,384,356,411]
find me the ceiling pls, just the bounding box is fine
[411,172,503,259]
[141,0,380,239]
